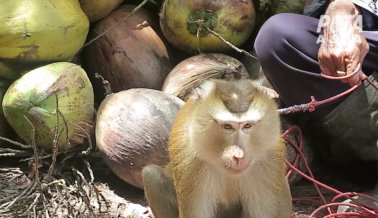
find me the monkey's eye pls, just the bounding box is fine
[221,123,233,130]
[243,123,252,129]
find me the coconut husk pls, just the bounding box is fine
[159,0,256,53]
[95,89,184,189]
[0,0,89,80]
[162,53,250,101]
[79,0,124,23]
[2,62,94,151]
[83,5,173,102]
[0,136,153,218]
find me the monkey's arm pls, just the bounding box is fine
[271,144,293,218]
[142,164,178,218]
[277,178,293,218]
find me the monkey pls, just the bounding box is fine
[142,79,292,218]
[142,164,178,218]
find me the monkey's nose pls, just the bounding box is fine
[232,145,244,159]
[233,155,243,166]
[231,147,246,170]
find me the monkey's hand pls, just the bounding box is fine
[318,0,369,86]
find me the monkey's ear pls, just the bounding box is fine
[256,84,279,99]
[248,80,279,99]
[191,80,215,101]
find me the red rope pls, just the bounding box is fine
[366,77,378,90]
[280,63,378,217]
[278,67,378,115]
[332,192,378,205]
[283,126,378,217]
[309,202,377,218]
[320,63,361,80]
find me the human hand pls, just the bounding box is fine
[318,0,369,86]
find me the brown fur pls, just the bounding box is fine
[167,80,292,218]
[143,80,292,218]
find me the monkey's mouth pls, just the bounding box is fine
[223,158,250,174]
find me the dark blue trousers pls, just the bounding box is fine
[254,13,378,119]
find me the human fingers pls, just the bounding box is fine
[320,63,337,77]
[341,69,364,86]
[343,43,362,74]
[318,47,337,76]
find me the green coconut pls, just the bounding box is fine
[78,0,124,22]
[0,79,12,140]
[2,62,94,150]
[274,0,306,14]
[0,0,89,79]
[160,0,255,53]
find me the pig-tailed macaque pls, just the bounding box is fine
[143,79,292,218]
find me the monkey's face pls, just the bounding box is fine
[191,80,281,176]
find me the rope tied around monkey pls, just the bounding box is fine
[280,65,378,217]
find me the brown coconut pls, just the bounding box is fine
[162,53,250,101]
[95,89,183,188]
[83,5,173,100]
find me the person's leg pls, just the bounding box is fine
[255,14,378,200]
[254,13,378,119]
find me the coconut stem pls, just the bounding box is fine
[0,136,31,149]
[69,121,93,156]
[83,0,152,48]
[48,94,60,179]
[205,26,257,60]
[187,9,217,37]
[24,115,41,185]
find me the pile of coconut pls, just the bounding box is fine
[0,0,307,217]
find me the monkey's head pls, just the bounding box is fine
[189,79,281,175]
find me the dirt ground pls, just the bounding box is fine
[0,138,377,217]
[92,153,377,217]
